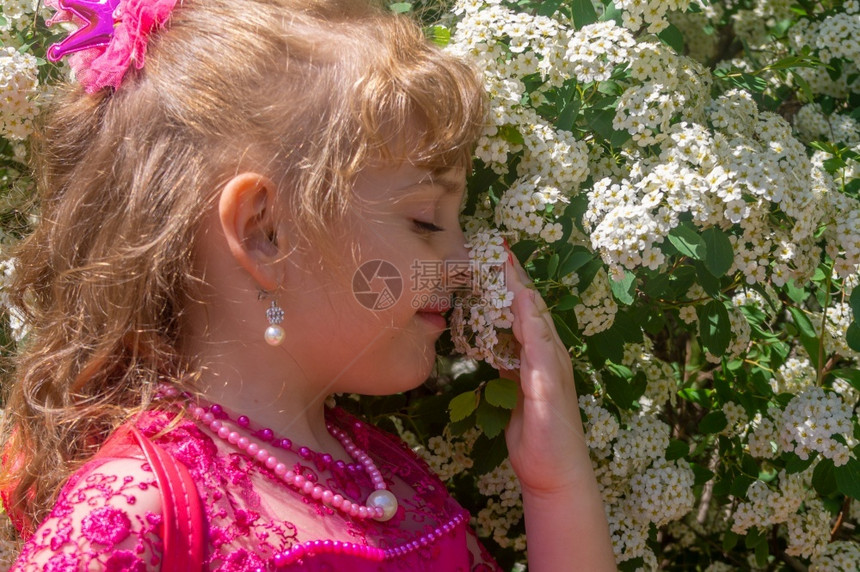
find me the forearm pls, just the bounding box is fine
[521,466,616,572]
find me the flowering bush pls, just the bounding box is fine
[2,0,860,569]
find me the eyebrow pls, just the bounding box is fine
[425,170,466,196]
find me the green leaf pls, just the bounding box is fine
[556,93,582,132]
[552,313,580,347]
[449,390,479,422]
[547,253,560,278]
[577,258,603,291]
[722,529,739,552]
[785,279,808,304]
[701,227,734,277]
[599,0,622,24]
[784,451,816,474]
[485,378,519,410]
[425,25,450,48]
[656,23,684,53]
[755,540,769,568]
[388,1,412,12]
[731,473,754,497]
[691,463,715,486]
[537,0,564,16]
[555,294,580,312]
[610,271,636,305]
[584,107,631,147]
[698,411,728,434]
[643,272,670,297]
[618,558,645,572]
[831,368,860,392]
[511,240,539,264]
[472,434,509,474]
[475,399,511,439]
[834,458,860,500]
[745,527,767,550]
[570,0,598,28]
[558,249,593,278]
[498,125,525,146]
[668,224,707,260]
[695,261,721,299]
[665,440,688,461]
[850,288,860,319]
[697,300,731,357]
[788,306,821,370]
[847,322,860,353]
[812,458,837,496]
[604,371,647,409]
[447,413,477,436]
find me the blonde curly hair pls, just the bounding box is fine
[0,0,484,531]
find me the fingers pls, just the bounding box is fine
[505,251,568,361]
[501,249,573,392]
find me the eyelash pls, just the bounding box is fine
[412,219,445,234]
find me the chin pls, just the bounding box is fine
[365,352,437,396]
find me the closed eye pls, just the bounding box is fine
[412,219,445,234]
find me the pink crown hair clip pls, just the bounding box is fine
[46,0,179,93]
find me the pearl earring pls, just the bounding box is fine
[264,300,285,346]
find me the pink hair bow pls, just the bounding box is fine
[46,0,178,93]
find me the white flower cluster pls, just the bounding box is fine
[810,13,860,65]
[772,357,816,394]
[0,46,39,141]
[622,340,677,410]
[776,387,855,466]
[493,175,565,242]
[794,103,860,146]
[565,21,635,84]
[390,415,479,481]
[450,229,519,370]
[448,1,590,244]
[473,459,526,551]
[585,405,695,564]
[810,540,860,571]
[785,499,833,559]
[586,96,830,284]
[788,12,860,99]
[615,0,697,33]
[821,302,860,360]
[747,412,777,459]
[0,0,46,42]
[731,468,809,534]
[421,428,479,481]
[572,268,617,336]
[667,3,723,64]
[821,161,860,278]
[731,0,795,51]
[720,401,747,437]
[626,458,695,526]
[731,471,837,560]
[613,41,711,146]
[580,394,620,449]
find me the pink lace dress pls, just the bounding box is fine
[10,407,502,571]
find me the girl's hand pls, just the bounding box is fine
[497,248,592,495]
[496,247,617,571]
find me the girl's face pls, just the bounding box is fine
[278,161,470,396]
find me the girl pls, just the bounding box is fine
[0,0,615,569]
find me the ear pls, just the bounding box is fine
[219,172,283,291]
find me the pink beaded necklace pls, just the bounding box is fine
[187,403,399,522]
